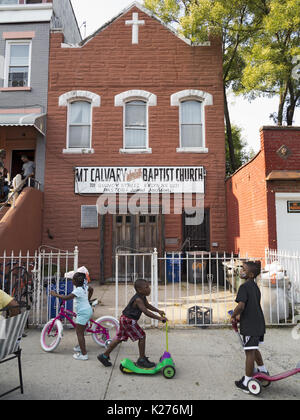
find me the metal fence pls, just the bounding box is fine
[115,249,300,327]
[0,246,79,327]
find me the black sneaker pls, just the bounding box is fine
[136,357,156,369]
[235,377,250,394]
[97,353,112,367]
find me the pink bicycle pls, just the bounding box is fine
[40,300,119,352]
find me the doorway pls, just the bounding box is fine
[11,150,35,179]
[183,208,210,251]
[113,213,162,280]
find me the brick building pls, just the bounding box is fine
[226,126,300,258]
[43,2,227,281]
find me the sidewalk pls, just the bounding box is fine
[1,326,299,400]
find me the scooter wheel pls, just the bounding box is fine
[120,364,133,374]
[262,380,271,388]
[248,379,261,396]
[163,365,176,379]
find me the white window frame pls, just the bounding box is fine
[59,91,101,154]
[115,90,157,154]
[123,99,149,152]
[179,98,205,151]
[171,89,213,153]
[4,39,32,88]
[65,99,93,153]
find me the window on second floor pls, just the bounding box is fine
[124,100,147,149]
[67,101,92,150]
[4,40,31,88]
[180,100,203,148]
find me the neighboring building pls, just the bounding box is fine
[226,126,300,257]
[43,2,227,281]
[0,0,81,190]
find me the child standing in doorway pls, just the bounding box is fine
[97,278,167,368]
[50,272,93,361]
[231,261,269,393]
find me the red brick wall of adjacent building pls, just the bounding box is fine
[43,6,227,280]
[226,151,269,258]
[226,127,300,258]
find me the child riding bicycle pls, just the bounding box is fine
[50,272,93,361]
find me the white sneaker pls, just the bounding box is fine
[73,352,88,361]
[73,346,81,352]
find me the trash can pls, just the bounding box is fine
[166,253,182,283]
[187,252,208,283]
[259,262,290,323]
[47,278,74,319]
[187,305,213,326]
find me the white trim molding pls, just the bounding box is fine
[170,89,213,107]
[59,90,101,108]
[114,89,157,107]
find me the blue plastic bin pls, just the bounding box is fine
[47,279,74,319]
[166,253,182,283]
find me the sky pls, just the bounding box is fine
[71,0,300,153]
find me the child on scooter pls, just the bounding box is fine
[97,278,167,368]
[50,272,93,361]
[231,261,269,393]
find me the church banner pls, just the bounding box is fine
[75,166,206,194]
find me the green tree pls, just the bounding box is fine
[144,0,266,172]
[237,0,300,126]
[225,125,256,176]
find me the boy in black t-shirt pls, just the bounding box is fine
[231,261,269,393]
[97,279,167,369]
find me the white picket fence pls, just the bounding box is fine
[115,249,300,327]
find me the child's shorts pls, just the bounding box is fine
[76,307,93,326]
[116,314,146,342]
[242,335,264,351]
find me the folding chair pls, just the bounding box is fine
[0,306,30,398]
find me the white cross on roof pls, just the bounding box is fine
[125,12,145,44]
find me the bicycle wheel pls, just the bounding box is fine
[92,316,119,347]
[40,319,63,352]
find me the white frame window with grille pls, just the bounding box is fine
[171,89,213,153]
[59,90,101,154]
[4,40,32,88]
[115,90,157,154]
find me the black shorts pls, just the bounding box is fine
[242,335,264,351]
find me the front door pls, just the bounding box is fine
[183,208,210,251]
[113,213,161,281]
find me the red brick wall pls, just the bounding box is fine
[226,151,269,257]
[226,127,300,258]
[44,6,227,280]
[0,188,43,255]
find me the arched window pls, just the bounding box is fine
[171,89,213,153]
[115,90,156,153]
[125,100,147,149]
[68,100,91,149]
[59,90,100,154]
[180,100,203,148]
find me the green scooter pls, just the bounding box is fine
[119,319,176,379]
